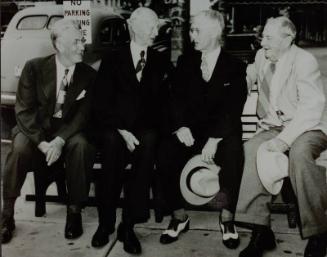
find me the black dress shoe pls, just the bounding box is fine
[304,233,327,257]
[117,223,141,254]
[219,220,240,249]
[91,226,112,248]
[65,212,83,239]
[1,216,15,244]
[160,216,190,244]
[239,227,276,257]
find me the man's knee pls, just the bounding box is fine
[222,135,243,153]
[11,132,35,157]
[289,132,316,163]
[65,133,93,153]
[139,131,157,149]
[102,130,124,149]
[244,136,261,155]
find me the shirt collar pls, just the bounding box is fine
[275,50,288,68]
[130,40,147,60]
[201,46,221,63]
[55,55,76,82]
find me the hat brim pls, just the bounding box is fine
[257,143,289,195]
[180,155,220,206]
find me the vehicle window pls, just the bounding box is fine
[112,20,129,44]
[47,16,63,29]
[99,19,129,46]
[17,15,48,30]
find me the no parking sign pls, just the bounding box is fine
[63,0,92,44]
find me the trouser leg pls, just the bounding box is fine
[156,136,199,214]
[288,130,327,238]
[123,129,157,224]
[95,130,127,229]
[214,133,244,219]
[235,129,279,226]
[64,133,95,206]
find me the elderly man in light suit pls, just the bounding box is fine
[235,16,327,257]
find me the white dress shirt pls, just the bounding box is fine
[260,52,289,128]
[55,56,75,96]
[201,46,221,81]
[130,41,147,81]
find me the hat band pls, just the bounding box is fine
[186,166,214,198]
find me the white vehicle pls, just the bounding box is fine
[1,5,130,106]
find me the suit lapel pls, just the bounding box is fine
[277,45,297,93]
[42,55,57,114]
[141,47,154,83]
[122,45,140,86]
[207,50,226,87]
[62,63,85,117]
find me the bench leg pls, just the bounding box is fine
[33,168,67,217]
[281,178,298,229]
[33,171,49,217]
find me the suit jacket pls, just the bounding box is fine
[94,45,172,133]
[14,54,96,145]
[251,45,325,146]
[171,49,247,138]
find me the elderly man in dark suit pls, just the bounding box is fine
[157,10,247,250]
[1,19,96,244]
[91,7,171,254]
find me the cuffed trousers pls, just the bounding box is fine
[235,129,327,238]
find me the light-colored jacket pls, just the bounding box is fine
[247,44,325,146]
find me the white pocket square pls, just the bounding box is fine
[223,82,231,87]
[76,90,86,100]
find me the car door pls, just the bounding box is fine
[1,14,61,104]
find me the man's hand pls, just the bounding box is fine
[265,138,289,153]
[176,127,194,147]
[46,137,65,166]
[118,129,139,152]
[201,138,222,164]
[246,63,257,95]
[38,141,51,155]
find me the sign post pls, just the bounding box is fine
[63,0,92,44]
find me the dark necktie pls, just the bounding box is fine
[135,50,146,80]
[53,69,69,118]
[257,62,276,118]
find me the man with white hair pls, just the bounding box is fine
[235,16,327,257]
[156,10,247,249]
[92,7,171,254]
[1,19,96,243]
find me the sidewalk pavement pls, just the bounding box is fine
[1,171,307,257]
[1,142,308,257]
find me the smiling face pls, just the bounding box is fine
[52,20,85,67]
[261,22,292,62]
[189,13,222,53]
[128,8,159,47]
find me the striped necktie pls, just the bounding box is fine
[53,69,69,118]
[257,62,276,118]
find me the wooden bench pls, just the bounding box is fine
[14,91,326,229]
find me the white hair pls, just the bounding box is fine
[191,10,225,36]
[266,16,296,41]
[128,7,158,26]
[50,19,81,50]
